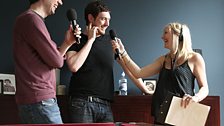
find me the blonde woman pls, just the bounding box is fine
[112,22,209,125]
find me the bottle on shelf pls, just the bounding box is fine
[118,72,127,95]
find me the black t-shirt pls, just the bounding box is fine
[68,33,114,101]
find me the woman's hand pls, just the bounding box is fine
[181,94,200,108]
[111,38,126,56]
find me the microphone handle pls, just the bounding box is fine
[71,20,80,44]
[115,48,120,60]
[75,36,80,44]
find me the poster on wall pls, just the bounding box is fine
[0,74,16,95]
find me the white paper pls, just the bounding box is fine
[165,96,210,126]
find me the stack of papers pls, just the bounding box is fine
[165,96,210,126]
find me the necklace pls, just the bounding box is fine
[170,52,178,70]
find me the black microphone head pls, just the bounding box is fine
[109,29,117,40]
[66,8,77,21]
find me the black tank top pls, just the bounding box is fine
[151,57,195,117]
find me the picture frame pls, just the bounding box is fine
[143,79,157,95]
[0,80,3,94]
[0,74,16,95]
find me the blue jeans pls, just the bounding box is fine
[69,96,114,123]
[18,98,63,124]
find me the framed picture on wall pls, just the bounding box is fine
[0,80,3,94]
[0,74,16,95]
[143,79,157,95]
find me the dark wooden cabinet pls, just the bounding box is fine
[111,95,220,126]
[0,95,220,126]
[111,96,154,123]
[0,95,20,124]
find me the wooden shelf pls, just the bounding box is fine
[0,95,220,126]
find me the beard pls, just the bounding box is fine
[96,28,106,36]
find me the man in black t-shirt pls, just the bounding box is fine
[66,1,152,123]
[66,1,114,123]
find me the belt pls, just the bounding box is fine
[70,96,110,105]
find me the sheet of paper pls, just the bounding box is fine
[165,96,210,126]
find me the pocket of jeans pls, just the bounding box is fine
[70,98,86,108]
[41,98,56,106]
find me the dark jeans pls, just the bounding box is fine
[18,98,63,124]
[69,96,114,123]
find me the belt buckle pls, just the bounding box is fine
[88,96,93,102]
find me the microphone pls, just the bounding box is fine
[109,29,119,60]
[66,8,80,44]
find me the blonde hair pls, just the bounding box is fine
[167,22,193,60]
